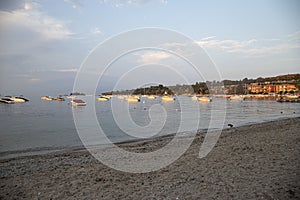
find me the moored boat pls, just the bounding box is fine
[71,99,86,106]
[191,95,199,100]
[229,95,245,101]
[147,95,157,99]
[197,96,212,102]
[117,95,125,99]
[97,96,110,101]
[0,97,15,104]
[277,95,300,103]
[126,96,141,102]
[53,97,65,101]
[161,95,175,102]
[41,96,53,101]
[11,96,29,102]
[285,94,299,99]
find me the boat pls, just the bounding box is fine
[117,95,125,99]
[41,96,53,101]
[71,99,86,106]
[191,95,199,100]
[97,95,110,101]
[277,96,300,103]
[197,96,212,102]
[126,96,141,102]
[66,95,75,99]
[0,97,15,104]
[53,97,65,101]
[11,96,29,102]
[69,92,85,96]
[161,95,175,102]
[67,92,86,99]
[285,94,299,99]
[229,95,245,101]
[147,95,157,99]
[10,97,25,103]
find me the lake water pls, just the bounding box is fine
[0,96,299,159]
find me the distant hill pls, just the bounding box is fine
[255,74,300,83]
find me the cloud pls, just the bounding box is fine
[64,0,83,9]
[242,44,300,56]
[200,36,216,41]
[24,2,39,10]
[196,34,300,57]
[49,68,78,73]
[28,78,41,82]
[197,37,257,50]
[288,30,300,42]
[137,51,171,63]
[92,27,102,35]
[0,2,73,41]
[99,0,167,7]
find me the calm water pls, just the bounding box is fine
[0,96,299,158]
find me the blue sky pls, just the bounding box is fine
[0,0,299,95]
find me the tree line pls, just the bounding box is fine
[102,74,300,95]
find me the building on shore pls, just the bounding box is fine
[247,82,298,94]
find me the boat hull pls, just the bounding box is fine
[126,97,141,102]
[0,98,15,104]
[11,97,25,103]
[197,97,212,102]
[161,96,175,102]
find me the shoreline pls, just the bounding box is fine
[0,115,299,161]
[1,117,299,199]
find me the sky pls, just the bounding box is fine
[0,0,299,95]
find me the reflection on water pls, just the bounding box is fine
[0,96,299,157]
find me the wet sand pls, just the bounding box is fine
[1,117,299,199]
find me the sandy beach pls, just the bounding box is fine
[1,117,299,199]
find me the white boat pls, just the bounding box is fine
[147,95,157,99]
[126,96,141,102]
[71,99,86,106]
[11,96,29,103]
[191,95,199,100]
[53,97,65,101]
[229,95,245,101]
[0,97,15,104]
[41,96,53,101]
[161,95,175,102]
[97,96,110,101]
[197,96,212,102]
[285,94,299,99]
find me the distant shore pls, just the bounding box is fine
[1,117,299,199]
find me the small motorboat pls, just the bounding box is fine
[229,95,245,101]
[97,96,110,101]
[285,94,299,99]
[191,95,200,100]
[117,95,125,99]
[197,96,212,102]
[53,97,65,101]
[11,96,29,103]
[0,97,15,104]
[126,96,141,103]
[277,96,300,103]
[41,96,53,101]
[161,95,175,102]
[147,95,157,99]
[71,99,86,106]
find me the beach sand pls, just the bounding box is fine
[1,117,299,199]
